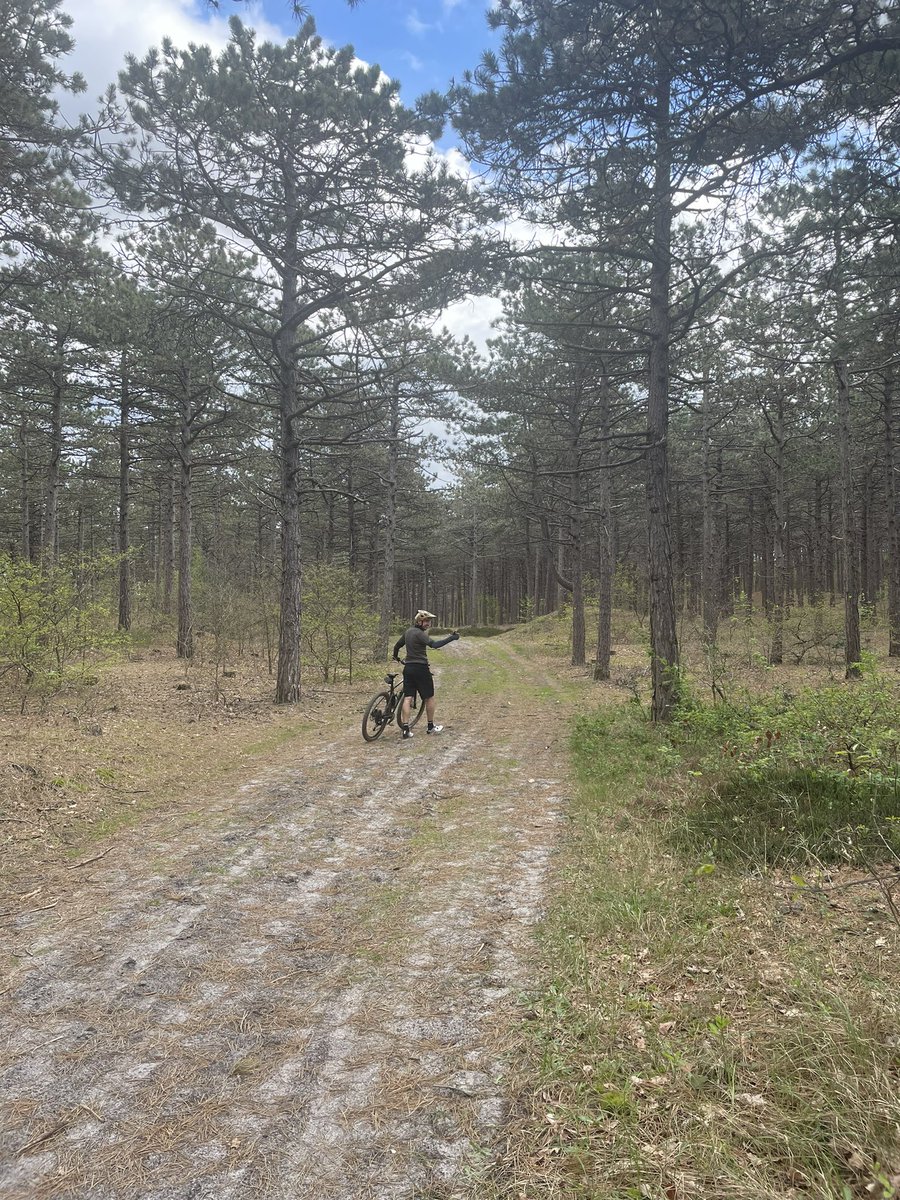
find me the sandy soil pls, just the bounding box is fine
[0,637,587,1199]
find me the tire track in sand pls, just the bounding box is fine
[0,637,585,1199]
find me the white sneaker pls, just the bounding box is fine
[426,724,443,734]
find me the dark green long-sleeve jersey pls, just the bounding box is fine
[392,626,458,665]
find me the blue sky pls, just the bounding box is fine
[61,1,500,150]
[269,1,500,108]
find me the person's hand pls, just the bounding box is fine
[452,630,460,640]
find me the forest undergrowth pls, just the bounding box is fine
[489,610,900,1200]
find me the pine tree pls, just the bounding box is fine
[110,16,487,702]
[453,0,900,717]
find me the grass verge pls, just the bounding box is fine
[488,704,900,1200]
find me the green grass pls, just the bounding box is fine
[242,722,311,756]
[671,768,900,867]
[486,704,900,1200]
[670,671,900,868]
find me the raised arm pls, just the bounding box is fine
[428,632,460,649]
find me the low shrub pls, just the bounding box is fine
[0,553,126,707]
[301,564,377,683]
[672,767,900,866]
[671,670,900,867]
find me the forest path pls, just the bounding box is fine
[1,636,591,1200]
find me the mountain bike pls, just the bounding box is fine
[361,667,424,742]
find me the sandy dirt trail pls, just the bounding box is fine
[0,637,585,1200]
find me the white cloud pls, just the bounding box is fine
[58,0,288,119]
[405,9,430,36]
[59,0,511,364]
[401,50,425,72]
[436,145,482,181]
[440,294,504,353]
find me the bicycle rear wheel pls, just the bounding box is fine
[396,691,426,730]
[362,691,392,742]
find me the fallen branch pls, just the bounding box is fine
[0,887,42,903]
[66,847,113,871]
[16,1123,67,1157]
[0,899,58,919]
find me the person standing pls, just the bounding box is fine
[392,609,460,738]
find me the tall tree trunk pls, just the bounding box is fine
[470,508,479,626]
[555,535,565,614]
[671,480,683,613]
[812,478,824,606]
[375,382,400,660]
[863,479,879,606]
[118,352,132,632]
[19,413,31,560]
[647,72,679,720]
[769,391,786,666]
[761,505,774,616]
[744,491,754,616]
[595,381,614,680]
[275,240,303,703]
[789,514,799,608]
[721,497,734,617]
[859,484,871,606]
[162,458,176,614]
[885,364,900,656]
[347,457,357,574]
[804,505,816,606]
[176,368,194,660]
[701,371,718,645]
[42,330,65,566]
[569,395,585,665]
[832,230,860,676]
[835,356,861,677]
[570,509,585,665]
[524,517,535,619]
[827,490,836,603]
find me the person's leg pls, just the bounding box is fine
[400,671,416,732]
[423,671,442,732]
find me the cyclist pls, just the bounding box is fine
[392,609,460,739]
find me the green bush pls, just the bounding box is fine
[301,564,377,683]
[193,554,274,662]
[672,671,900,866]
[677,669,900,780]
[0,553,125,702]
[672,768,900,866]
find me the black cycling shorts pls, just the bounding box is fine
[402,662,434,701]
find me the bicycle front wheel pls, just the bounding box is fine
[362,691,392,742]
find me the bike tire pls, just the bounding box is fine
[396,690,426,730]
[362,691,392,742]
